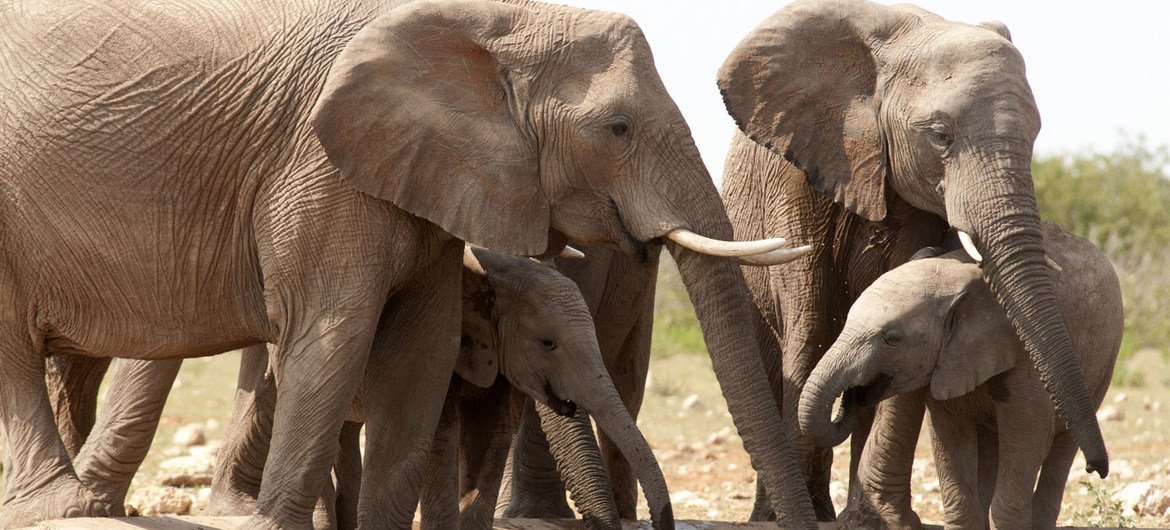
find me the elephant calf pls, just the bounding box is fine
[800,222,1122,529]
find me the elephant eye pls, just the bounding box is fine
[883,330,904,347]
[926,125,953,150]
[539,338,558,351]
[610,122,630,137]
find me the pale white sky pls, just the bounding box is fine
[556,0,1170,180]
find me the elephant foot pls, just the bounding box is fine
[502,494,574,520]
[837,501,922,530]
[203,490,258,517]
[0,476,114,528]
[241,514,284,530]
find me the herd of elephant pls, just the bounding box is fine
[0,0,1125,529]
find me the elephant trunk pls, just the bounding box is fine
[573,385,674,530]
[534,403,621,530]
[956,154,1109,477]
[798,345,859,448]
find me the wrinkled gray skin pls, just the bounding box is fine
[47,249,671,529]
[719,0,1109,524]
[0,0,813,527]
[801,223,1122,529]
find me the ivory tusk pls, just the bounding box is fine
[1045,256,1063,272]
[462,245,487,276]
[559,246,585,259]
[957,231,983,263]
[737,245,814,266]
[666,228,791,257]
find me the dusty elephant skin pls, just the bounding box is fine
[0,0,813,527]
[718,0,1109,524]
[801,223,1123,529]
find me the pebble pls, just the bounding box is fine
[159,454,215,487]
[125,486,193,516]
[681,394,706,411]
[1097,405,1125,422]
[173,423,207,447]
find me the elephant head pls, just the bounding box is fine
[718,0,1107,476]
[458,247,672,528]
[311,0,815,521]
[799,252,1021,446]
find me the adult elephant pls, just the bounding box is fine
[0,0,812,527]
[716,0,1108,523]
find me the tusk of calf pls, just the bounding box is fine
[667,228,791,257]
[737,245,814,266]
[559,246,585,259]
[1045,255,1063,272]
[462,245,487,276]
[957,231,983,263]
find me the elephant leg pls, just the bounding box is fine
[357,240,462,527]
[420,377,462,530]
[73,358,183,511]
[1031,431,1075,530]
[976,423,999,515]
[927,403,984,530]
[500,397,573,518]
[598,296,652,519]
[989,394,1052,529]
[458,379,516,529]
[334,421,363,530]
[206,344,275,516]
[44,354,112,458]
[840,391,924,530]
[0,333,113,527]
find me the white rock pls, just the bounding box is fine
[126,486,193,516]
[681,394,706,412]
[159,454,214,487]
[1112,481,1154,517]
[205,418,220,431]
[1142,488,1170,517]
[173,423,206,447]
[706,427,732,445]
[1113,392,1128,403]
[829,480,848,513]
[1097,405,1125,422]
[1111,459,1135,480]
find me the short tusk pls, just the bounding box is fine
[737,245,814,266]
[957,231,983,263]
[462,245,487,276]
[1045,256,1063,272]
[667,228,791,257]
[559,246,585,259]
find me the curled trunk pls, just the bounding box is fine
[535,403,620,530]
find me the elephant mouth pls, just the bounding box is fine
[544,382,577,417]
[833,373,893,427]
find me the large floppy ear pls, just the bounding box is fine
[310,0,548,256]
[976,20,1013,42]
[457,248,506,388]
[718,0,911,223]
[931,280,1018,400]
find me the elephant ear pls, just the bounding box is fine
[931,280,1018,400]
[458,260,503,389]
[717,0,910,223]
[976,20,1013,42]
[310,1,548,256]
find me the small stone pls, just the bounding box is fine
[173,423,206,447]
[1097,405,1125,422]
[706,426,732,446]
[205,418,220,431]
[681,394,706,411]
[126,486,193,516]
[1114,392,1128,403]
[1112,481,1154,517]
[159,454,214,487]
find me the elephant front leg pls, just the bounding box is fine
[44,354,112,457]
[499,398,573,518]
[457,379,517,529]
[249,294,388,527]
[840,391,925,530]
[206,344,276,517]
[598,297,653,519]
[989,389,1053,529]
[0,334,114,527]
[419,378,463,530]
[926,401,984,530]
[357,240,463,527]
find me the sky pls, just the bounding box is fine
[555,0,1170,180]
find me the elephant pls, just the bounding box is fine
[45,247,672,529]
[800,222,1123,529]
[717,0,1109,523]
[0,0,815,527]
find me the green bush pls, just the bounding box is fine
[1033,139,1170,363]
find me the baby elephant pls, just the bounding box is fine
[800,222,1122,529]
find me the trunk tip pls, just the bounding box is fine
[1086,457,1109,478]
[652,503,675,530]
